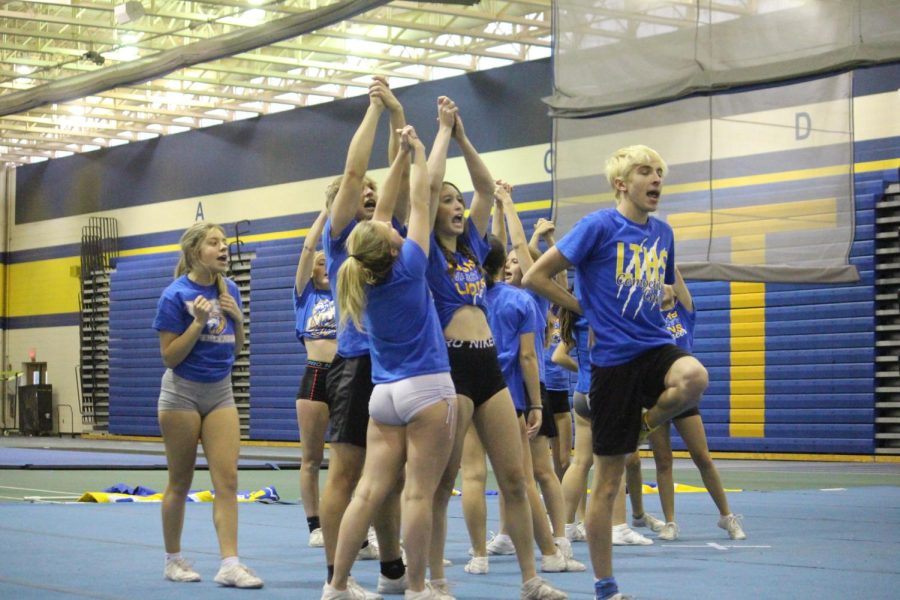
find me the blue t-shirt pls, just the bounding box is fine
[544,306,571,392]
[294,281,336,343]
[426,217,490,329]
[524,288,550,384]
[573,315,591,394]
[363,240,450,384]
[663,299,695,352]
[152,275,242,383]
[556,208,675,367]
[324,217,370,358]
[486,282,539,411]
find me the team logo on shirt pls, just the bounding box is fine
[614,237,668,318]
[452,257,485,303]
[187,298,233,342]
[665,310,686,339]
[307,296,336,338]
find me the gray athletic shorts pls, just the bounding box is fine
[573,390,591,419]
[369,372,456,427]
[158,369,235,417]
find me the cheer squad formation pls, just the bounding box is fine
[152,77,746,600]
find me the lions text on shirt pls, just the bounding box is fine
[556,208,675,367]
[426,217,490,329]
[153,275,242,383]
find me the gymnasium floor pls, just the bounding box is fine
[0,436,897,599]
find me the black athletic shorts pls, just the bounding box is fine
[297,360,332,405]
[589,344,691,456]
[446,339,507,409]
[535,383,559,439]
[544,388,571,415]
[325,354,373,448]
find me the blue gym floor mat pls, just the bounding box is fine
[0,486,897,599]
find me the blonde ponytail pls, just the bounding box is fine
[337,257,369,332]
[336,221,397,332]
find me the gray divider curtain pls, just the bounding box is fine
[546,0,900,283]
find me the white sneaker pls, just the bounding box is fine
[463,555,489,574]
[718,513,747,540]
[378,573,408,594]
[427,579,455,600]
[348,577,384,600]
[540,549,586,572]
[564,522,586,542]
[631,512,665,532]
[309,527,325,547]
[404,587,438,600]
[357,527,380,560]
[612,524,653,546]
[520,576,568,599]
[214,563,264,588]
[658,521,680,541]
[164,558,201,582]
[486,532,515,555]
[554,536,574,559]
[322,582,368,600]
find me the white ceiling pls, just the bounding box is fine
[0,0,757,166]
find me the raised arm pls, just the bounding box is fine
[379,76,410,225]
[373,128,410,224]
[495,181,534,275]
[491,196,506,243]
[296,208,328,293]
[329,83,385,235]
[403,126,432,254]
[523,247,581,314]
[427,96,457,225]
[529,218,556,254]
[452,113,494,237]
[672,265,693,311]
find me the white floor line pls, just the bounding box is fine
[0,484,81,495]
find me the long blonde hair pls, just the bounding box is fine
[336,221,396,331]
[175,221,228,295]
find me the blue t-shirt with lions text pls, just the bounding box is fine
[556,208,675,367]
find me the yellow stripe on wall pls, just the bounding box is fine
[730,282,765,438]
[8,258,82,316]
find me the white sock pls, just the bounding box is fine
[166,552,183,563]
[221,556,239,569]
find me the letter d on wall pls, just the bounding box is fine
[795,112,811,140]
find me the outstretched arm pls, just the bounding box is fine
[403,126,432,255]
[495,182,534,275]
[379,76,410,225]
[453,114,494,237]
[491,196,506,243]
[523,247,581,314]
[296,209,328,293]
[427,96,457,225]
[329,81,385,235]
[373,128,410,224]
